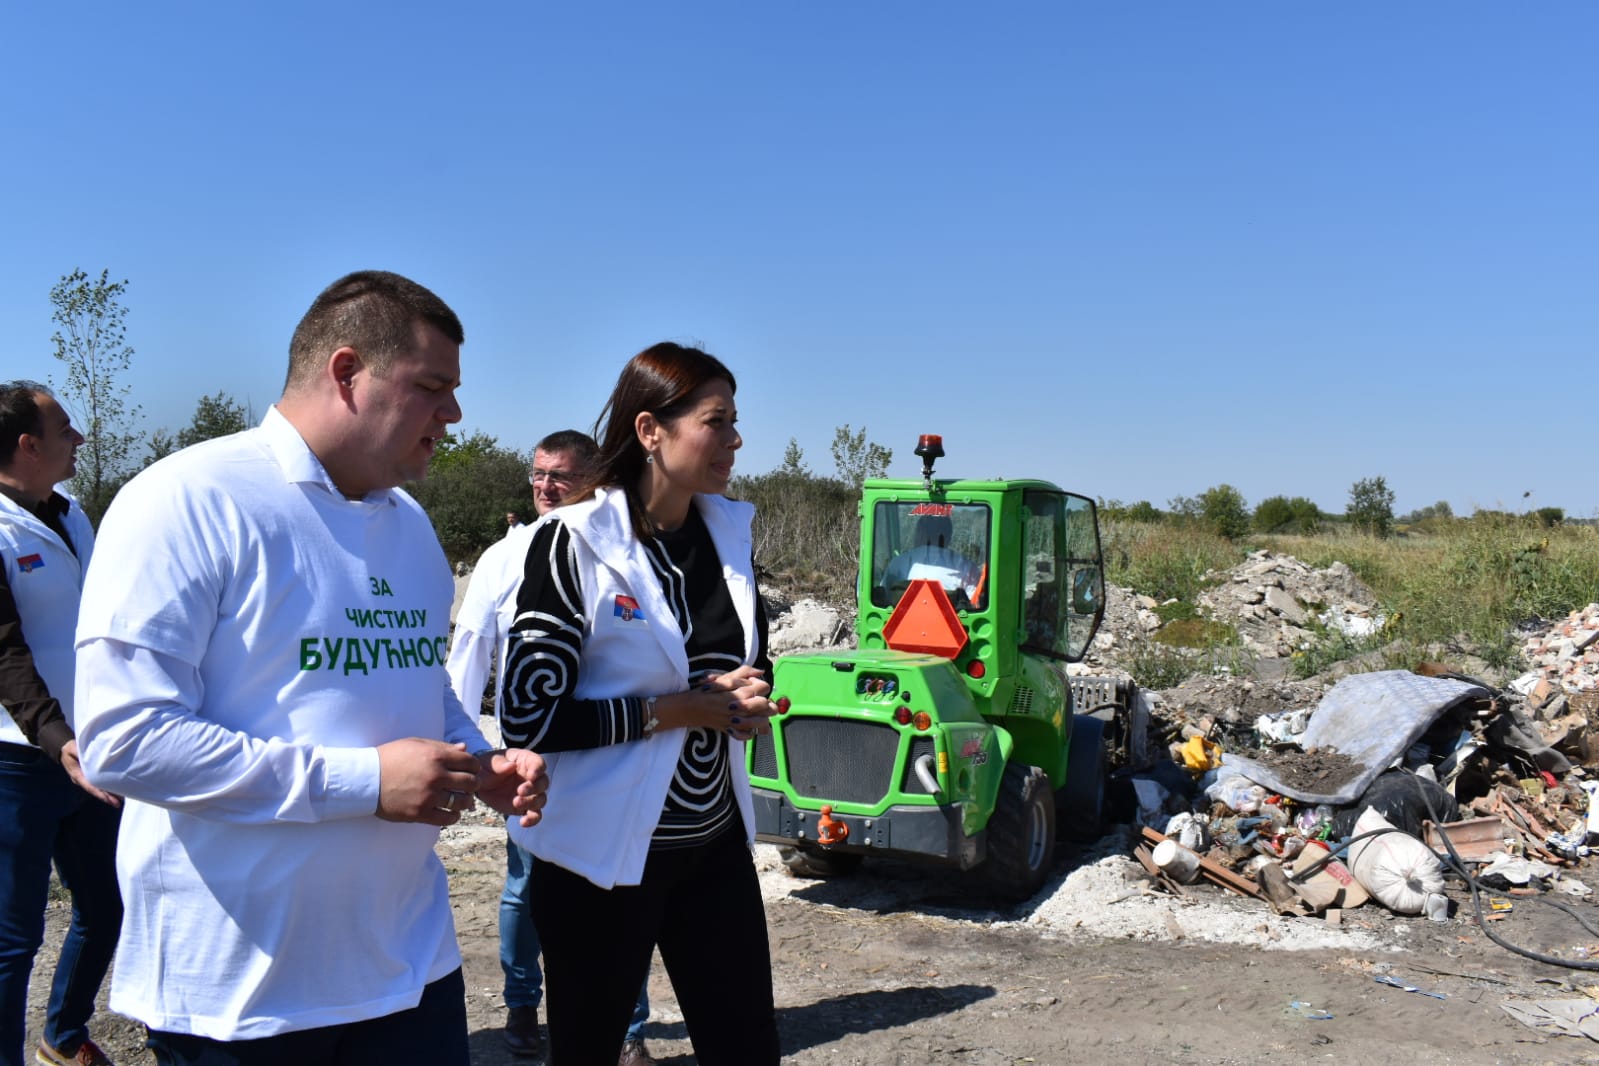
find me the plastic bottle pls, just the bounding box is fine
[1216,780,1266,815]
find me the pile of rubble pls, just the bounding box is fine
[1079,581,1159,667]
[1078,551,1386,686]
[1196,550,1383,660]
[1123,664,1599,962]
[1520,602,1599,692]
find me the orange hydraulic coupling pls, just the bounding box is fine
[816,805,849,846]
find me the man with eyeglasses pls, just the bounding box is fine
[448,430,658,1066]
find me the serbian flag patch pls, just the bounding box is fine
[16,554,43,572]
[613,595,645,621]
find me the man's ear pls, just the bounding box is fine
[329,347,363,393]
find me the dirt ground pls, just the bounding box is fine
[27,814,1599,1066]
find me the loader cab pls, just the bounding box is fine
[858,473,1105,696]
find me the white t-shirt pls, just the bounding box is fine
[445,520,536,723]
[74,406,488,1040]
[883,544,982,600]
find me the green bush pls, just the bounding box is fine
[1101,520,1244,603]
[730,471,859,601]
[409,431,531,566]
[1254,495,1322,534]
[1200,484,1251,540]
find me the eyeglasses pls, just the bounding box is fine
[529,468,577,487]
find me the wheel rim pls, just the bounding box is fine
[1024,799,1048,870]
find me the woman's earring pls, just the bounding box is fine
[645,453,654,465]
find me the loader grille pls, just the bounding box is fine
[779,718,902,805]
[899,736,939,795]
[749,733,779,779]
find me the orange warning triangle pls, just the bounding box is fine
[882,579,969,659]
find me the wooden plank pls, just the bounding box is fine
[1133,843,1191,897]
[1138,826,1260,899]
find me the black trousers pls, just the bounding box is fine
[145,969,468,1066]
[529,823,780,1066]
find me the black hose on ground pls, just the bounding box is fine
[1285,774,1599,971]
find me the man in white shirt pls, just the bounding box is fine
[0,383,121,1066]
[883,512,984,608]
[74,271,547,1066]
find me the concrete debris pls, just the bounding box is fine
[1197,550,1382,660]
[767,598,853,656]
[1519,602,1599,693]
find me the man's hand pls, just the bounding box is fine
[376,738,482,826]
[60,739,122,808]
[475,748,549,828]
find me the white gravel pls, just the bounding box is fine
[754,838,1394,953]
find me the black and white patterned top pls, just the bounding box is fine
[502,504,770,849]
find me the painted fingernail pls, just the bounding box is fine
[731,716,744,725]
[728,701,740,710]
[700,684,715,691]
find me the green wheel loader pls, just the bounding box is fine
[748,434,1115,901]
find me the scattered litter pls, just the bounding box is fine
[1500,998,1599,1041]
[1287,1000,1334,1020]
[1374,974,1447,1000]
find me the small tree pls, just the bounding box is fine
[1124,500,1162,524]
[830,425,892,487]
[177,391,250,448]
[1099,499,1161,524]
[1167,495,1201,521]
[1348,476,1395,537]
[1399,500,1453,525]
[144,429,178,467]
[779,437,810,478]
[1199,483,1250,540]
[143,392,253,469]
[49,268,142,522]
[407,430,532,565]
[1255,495,1321,534]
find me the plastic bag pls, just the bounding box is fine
[1330,770,1461,841]
[1345,807,1445,916]
[1163,812,1209,851]
[1206,771,1266,814]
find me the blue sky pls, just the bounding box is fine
[3,3,1595,518]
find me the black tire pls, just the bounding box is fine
[1058,716,1109,842]
[779,844,864,879]
[983,763,1056,901]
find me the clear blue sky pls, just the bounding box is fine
[4,3,1595,519]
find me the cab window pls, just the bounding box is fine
[1020,491,1104,661]
[870,501,991,611]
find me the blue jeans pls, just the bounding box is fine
[0,743,122,1066]
[503,839,649,1040]
[146,968,468,1066]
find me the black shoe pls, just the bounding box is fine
[618,1038,657,1066]
[504,1005,544,1058]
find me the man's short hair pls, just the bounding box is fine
[534,429,598,468]
[915,513,954,549]
[284,271,464,391]
[0,380,50,467]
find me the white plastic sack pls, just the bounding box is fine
[1345,807,1445,916]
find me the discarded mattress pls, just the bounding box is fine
[1221,670,1488,805]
